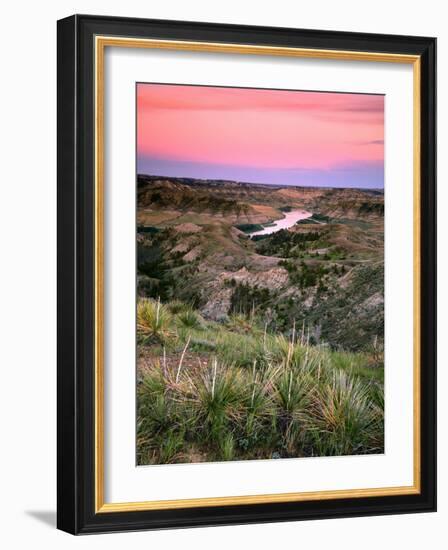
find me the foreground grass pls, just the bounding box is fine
[137,298,384,465]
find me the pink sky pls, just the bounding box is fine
[137,84,384,188]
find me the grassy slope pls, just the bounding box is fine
[137,299,384,465]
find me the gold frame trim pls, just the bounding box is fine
[94,36,421,513]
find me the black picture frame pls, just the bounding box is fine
[57,14,436,534]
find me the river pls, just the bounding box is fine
[248,209,313,237]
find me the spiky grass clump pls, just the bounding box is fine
[309,370,383,456]
[238,364,277,452]
[192,360,243,443]
[137,298,175,345]
[137,364,195,464]
[177,309,203,330]
[272,368,313,454]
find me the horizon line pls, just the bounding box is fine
[137,173,384,191]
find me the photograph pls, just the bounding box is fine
[135,83,385,465]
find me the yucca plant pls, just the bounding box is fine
[369,381,385,410]
[138,392,172,437]
[237,364,277,453]
[270,334,310,371]
[310,370,381,456]
[193,360,243,444]
[274,369,312,415]
[273,368,313,454]
[139,366,166,397]
[137,298,175,344]
[177,309,203,330]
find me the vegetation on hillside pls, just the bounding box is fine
[137,298,384,465]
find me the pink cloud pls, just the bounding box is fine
[137,84,384,171]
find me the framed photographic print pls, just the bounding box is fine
[57,14,436,534]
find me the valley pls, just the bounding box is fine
[137,175,384,352]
